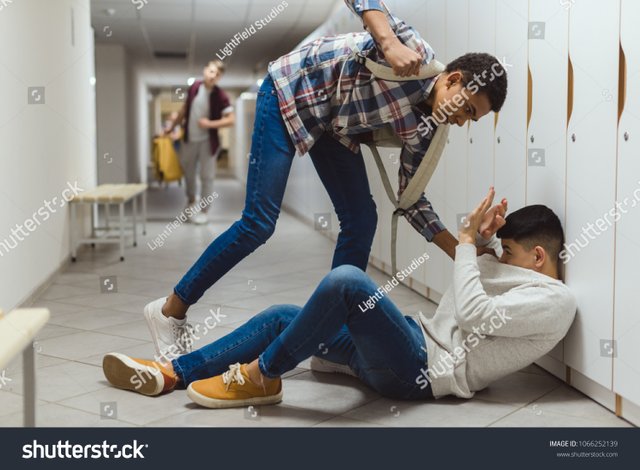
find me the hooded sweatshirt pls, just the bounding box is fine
[417,239,577,399]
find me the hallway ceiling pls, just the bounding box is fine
[90,0,336,72]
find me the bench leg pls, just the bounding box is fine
[90,203,96,247]
[119,202,125,261]
[142,191,147,236]
[70,203,77,262]
[132,196,138,247]
[105,203,110,229]
[23,344,36,427]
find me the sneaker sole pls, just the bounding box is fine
[186,383,283,409]
[103,353,165,396]
[310,356,357,378]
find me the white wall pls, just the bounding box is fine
[0,0,97,310]
[95,43,128,183]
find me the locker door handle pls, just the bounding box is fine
[618,41,627,125]
[527,66,533,128]
[567,56,574,126]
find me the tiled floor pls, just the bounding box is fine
[0,180,632,427]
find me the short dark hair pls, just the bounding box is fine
[446,52,508,112]
[497,205,564,262]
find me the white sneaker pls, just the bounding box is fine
[184,204,195,223]
[192,212,208,225]
[143,297,194,359]
[310,356,357,378]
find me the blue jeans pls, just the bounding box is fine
[174,74,378,304]
[172,265,433,400]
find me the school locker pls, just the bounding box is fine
[494,0,528,212]
[467,0,496,210]
[613,0,640,406]
[423,0,449,297]
[562,0,619,388]
[363,147,383,269]
[526,0,570,364]
[442,0,469,286]
[375,146,399,270]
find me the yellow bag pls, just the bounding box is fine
[153,137,183,183]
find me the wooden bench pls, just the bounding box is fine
[0,308,50,427]
[69,183,147,262]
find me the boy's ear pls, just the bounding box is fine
[534,245,546,267]
[446,71,464,86]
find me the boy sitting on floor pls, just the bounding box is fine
[102,188,576,407]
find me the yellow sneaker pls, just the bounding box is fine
[102,352,178,396]
[187,363,283,409]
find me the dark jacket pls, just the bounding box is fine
[183,80,232,155]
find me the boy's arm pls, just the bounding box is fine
[200,112,235,129]
[433,231,458,260]
[344,0,423,77]
[165,104,186,134]
[396,166,503,259]
[362,10,422,77]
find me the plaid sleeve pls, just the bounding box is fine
[344,0,386,23]
[395,121,446,242]
[344,0,428,62]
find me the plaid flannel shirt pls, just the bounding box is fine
[267,0,447,241]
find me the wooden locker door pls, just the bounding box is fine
[614,0,640,406]
[494,0,528,211]
[563,0,619,388]
[423,0,449,296]
[442,0,470,285]
[467,0,496,209]
[527,0,570,363]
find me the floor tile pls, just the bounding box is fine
[36,331,146,361]
[0,402,136,427]
[5,361,108,402]
[343,396,518,427]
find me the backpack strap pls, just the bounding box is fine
[365,124,448,275]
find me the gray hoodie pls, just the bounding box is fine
[417,240,577,399]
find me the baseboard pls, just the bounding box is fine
[620,397,640,426]
[568,368,617,413]
[535,354,567,381]
[18,256,72,309]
